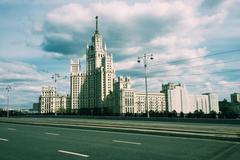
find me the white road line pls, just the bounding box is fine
[0,138,8,142]
[58,150,89,158]
[113,140,141,145]
[45,132,60,136]
[7,128,16,131]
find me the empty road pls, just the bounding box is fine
[0,122,239,160]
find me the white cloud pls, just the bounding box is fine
[125,46,142,55]
[46,33,73,41]
[42,52,65,60]
[0,61,47,82]
[46,3,92,32]
[114,59,138,71]
[0,60,70,107]
[150,36,202,48]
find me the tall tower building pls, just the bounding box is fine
[70,59,86,112]
[86,16,115,108]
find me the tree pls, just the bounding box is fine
[149,110,156,117]
[209,110,217,118]
[193,109,204,118]
[186,112,193,118]
[219,99,238,118]
[180,112,184,118]
[171,110,178,117]
[57,107,66,114]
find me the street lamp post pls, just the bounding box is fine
[51,73,60,115]
[137,54,154,118]
[50,74,68,114]
[6,85,12,118]
[52,73,60,87]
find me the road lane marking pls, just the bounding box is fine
[58,150,89,158]
[7,128,16,131]
[45,132,60,136]
[113,140,141,145]
[0,138,8,142]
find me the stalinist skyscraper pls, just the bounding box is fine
[70,16,115,112]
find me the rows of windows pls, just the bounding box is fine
[125,107,134,113]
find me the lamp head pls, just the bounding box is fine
[137,57,141,63]
[150,54,154,60]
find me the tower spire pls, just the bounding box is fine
[95,16,99,33]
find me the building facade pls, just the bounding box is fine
[134,92,166,114]
[70,59,87,112]
[163,83,189,113]
[40,86,70,113]
[162,83,219,114]
[85,16,115,109]
[203,92,219,113]
[70,16,115,112]
[188,95,210,113]
[112,76,165,114]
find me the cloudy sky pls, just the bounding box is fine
[0,0,240,109]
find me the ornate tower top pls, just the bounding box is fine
[90,16,103,51]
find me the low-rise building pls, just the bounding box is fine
[40,86,70,114]
[112,76,165,114]
[134,92,165,114]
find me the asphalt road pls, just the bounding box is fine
[0,122,239,160]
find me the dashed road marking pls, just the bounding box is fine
[7,128,16,131]
[45,132,60,136]
[113,140,141,145]
[0,138,8,142]
[58,150,89,158]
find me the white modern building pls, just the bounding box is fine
[166,83,189,113]
[40,86,70,113]
[203,92,219,113]
[162,83,219,114]
[188,95,210,113]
